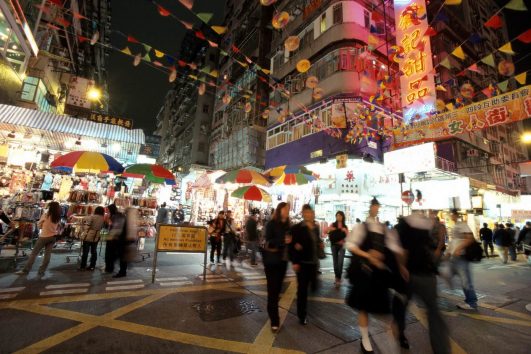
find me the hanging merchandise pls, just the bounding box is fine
[296,59,311,73]
[460,83,475,99]
[498,60,515,76]
[272,12,290,30]
[306,76,319,89]
[262,109,270,119]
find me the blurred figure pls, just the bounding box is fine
[79,206,105,271]
[113,208,138,278]
[223,210,237,266]
[479,223,494,258]
[245,209,259,266]
[429,211,447,264]
[517,221,531,264]
[105,204,125,274]
[327,211,348,287]
[173,204,185,224]
[156,202,170,225]
[209,211,225,265]
[289,204,323,326]
[346,198,405,353]
[448,209,478,310]
[493,224,511,264]
[506,223,517,261]
[263,202,290,333]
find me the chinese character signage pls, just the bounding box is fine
[89,113,133,129]
[157,225,207,253]
[393,86,531,148]
[66,76,96,109]
[140,135,161,158]
[394,0,436,122]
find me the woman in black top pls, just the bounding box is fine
[263,202,290,333]
[328,211,348,287]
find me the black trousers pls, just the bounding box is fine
[296,263,318,321]
[264,262,287,327]
[210,237,221,262]
[105,240,119,272]
[81,241,98,269]
[483,240,494,257]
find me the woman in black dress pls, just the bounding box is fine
[327,211,348,287]
[346,198,406,353]
[263,202,290,333]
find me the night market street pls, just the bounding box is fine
[0,244,530,354]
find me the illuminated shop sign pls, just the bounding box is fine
[394,0,436,123]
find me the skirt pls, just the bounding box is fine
[346,265,391,314]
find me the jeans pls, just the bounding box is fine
[247,240,258,264]
[450,257,478,307]
[330,243,345,280]
[80,241,98,269]
[508,244,517,261]
[482,241,494,257]
[105,239,119,272]
[23,237,55,274]
[210,237,222,262]
[222,234,235,262]
[496,246,509,263]
[296,263,318,321]
[264,262,287,327]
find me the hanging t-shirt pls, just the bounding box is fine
[41,173,53,191]
[57,177,73,201]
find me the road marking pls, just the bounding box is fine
[461,313,531,327]
[0,287,25,293]
[160,281,193,287]
[0,294,18,300]
[40,289,89,296]
[45,283,90,289]
[198,274,226,279]
[106,279,143,285]
[204,278,232,283]
[156,277,189,282]
[480,302,531,321]
[105,284,145,291]
[243,275,266,280]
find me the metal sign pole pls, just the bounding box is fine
[203,232,207,281]
[151,226,160,284]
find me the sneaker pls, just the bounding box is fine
[456,302,477,310]
[299,318,308,326]
[38,271,45,277]
[15,270,28,275]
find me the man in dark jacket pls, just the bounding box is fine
[289,204,323,325]
[493,224,510,263]
[479,223,494,257]
[245,209,259,266]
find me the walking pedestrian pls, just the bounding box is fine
[289,204,324,326]
[113,208,138,278]
[16,201,62,277]
[156,202,170,225]
[493,223,511,263]
[105,204,125,274]
[223,210,237,266]
[327,211,348,288]
[479,223,494,258]
[506,223,517,261]
[173,204,185,224]
[209,211,225,265]
[79,206,105,271]
[517,221,531,264]
[245,209,259,266]
[263,202,290,333]
[448,209,478,310]
[345,198,405,353]
[394,211,450,354]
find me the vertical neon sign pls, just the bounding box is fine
[394,0,436,123]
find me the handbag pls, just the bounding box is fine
[464,241,484,262]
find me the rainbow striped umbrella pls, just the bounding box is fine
[231,185,271,202]
[122,164,176,185]
[216,169,270,185]
[51,151,124,174]
[274,173,316,186]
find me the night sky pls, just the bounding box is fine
[107,0,225,133]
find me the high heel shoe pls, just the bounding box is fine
[361,341,374,353]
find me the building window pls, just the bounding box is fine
[364,10,370,29]
[333,3,343,25]
[202,104,209,113]
[320,13,327,33]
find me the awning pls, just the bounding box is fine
[0,104,145,145]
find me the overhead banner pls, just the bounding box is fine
[384,142,436,174]
[88,112,133,129]
[394,0,437,122]
[393,86,531,148]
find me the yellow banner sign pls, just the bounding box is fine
[157,225,207,253]
[393,86,531,148]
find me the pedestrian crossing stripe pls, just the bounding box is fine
[40,288,89,296]
[0,287,25,293]
[106,279,143,285]
[105,284,145,291]
[45,283,90,289]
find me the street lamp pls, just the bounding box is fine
[522,132,531,144]
[87,87,102,101]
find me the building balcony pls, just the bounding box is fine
[435,157,457,173]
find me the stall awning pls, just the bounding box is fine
[0,104,145,145]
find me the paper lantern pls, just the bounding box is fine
[198,83,206,95]
[272,12,289,30]
[460,83,474,99]
[497,59,515,77]
[296,59,311,73]
[90,31,99,45]
[262,109,270,119]
[260,0,276,5]
[133,54,141,67]
[169,70,177,83]
[312,87,324,100]
[284,36,300,52]
[436,99,446,112]
[222,94,231,104]
[306,76,318,89]
[244,102,252,113]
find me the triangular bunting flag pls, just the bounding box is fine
[261,68,271,75]
[195,31,206,40]
[154,50,164,58]
[371,11,384,22]
[210,70,219,78]
[127,36,140,44]
[497,80,509,92]
[153,61,163,67]
[208,40,218,48]
[451,46,466,60]
[219,50,229,56]
[445,0,462,5]
[481,87,493,98]
[179,0,194,10]
[78,35,89,43]
[439,57,452,69]
[467,63,482,73]
[157,5,171,17]
[424,27,437,36]
[72,12,87,20]
[143,53,151,62]
[211,26,227,35]
[514,72,527,85]
[498,42,516,55]
[446,103,455,111]
[480,54,495,67]
[504,0,528,11]
[196,13,213,24]
[484,15,502,29]
[121,47,132,55]
[436,85,447,92]
[179,20,193,30]
[143,44,152,53]
[517,29,531,43]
